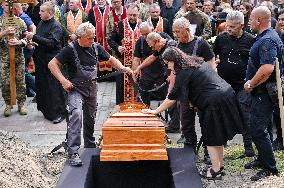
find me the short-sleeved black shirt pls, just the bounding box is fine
[214,32,254,91]
[177,37,215,62]
[134,32,172,77]
[55,41,110,79]
[168,62,231,110]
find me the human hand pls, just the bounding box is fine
[8,38,22,46]
[133,67,141,78]
[4,27,16,36]
[118,46,125,54]
[70,33,77,41]
[244,80,253,92]
[141,109,157,114]
[26,32,34,40]
[61,78,73,92]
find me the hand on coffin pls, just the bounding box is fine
[121,66,133,74]
[141,109,157,115]
[118,46,125,54]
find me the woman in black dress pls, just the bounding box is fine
[142,47,242,180]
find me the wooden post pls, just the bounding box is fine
[1,0,34,105]
[275,58,284,147]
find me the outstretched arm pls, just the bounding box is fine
[142,98,176,114]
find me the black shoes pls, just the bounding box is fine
[244,160,262,169]
[244,146,255,157]
[165,126,180,133]
[67,153,83,167]
[52,116,65,124]
[250,169,279,181]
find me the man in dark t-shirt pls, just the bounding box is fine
[48,22,132,167]
[172,17,215,150]
[133,23,180,133]
[214,10,255,157]
[134,31,181,133]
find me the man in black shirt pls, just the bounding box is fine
[48,22,132,167]
[133,22,180,132]
[160,0,178,37]
[214,10,255,157]
[134,31,181,133]
[172,17,215,150]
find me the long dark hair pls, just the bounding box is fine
[162,47,203,72]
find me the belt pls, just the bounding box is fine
[251,86,267,95]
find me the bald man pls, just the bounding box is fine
[244,6,282,181]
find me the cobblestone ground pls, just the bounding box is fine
[0,81,283,187]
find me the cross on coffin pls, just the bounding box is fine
[0,0,34,105]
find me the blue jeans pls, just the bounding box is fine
[250,92,277,170]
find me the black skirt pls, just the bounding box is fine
[201,89,243,146]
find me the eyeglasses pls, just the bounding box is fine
[279,18,284,21]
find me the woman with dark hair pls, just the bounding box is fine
[239,2,252,33]
[142,47,242,180]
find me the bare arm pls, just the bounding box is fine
[48,57,73,92]
[244,64,274,92]
[108,56,133,73]
[141,98,176,115]
[134,55,157,77]
[132,57,141,70]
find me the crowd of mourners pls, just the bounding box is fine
[0,0,284,182]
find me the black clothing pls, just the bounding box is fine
[168,62,242,145]
[214,32,255,91]
[151,18,171,36]
[176,37,214,145]
[26,3,41,26]
[33,18,65,121]
[160,6,178,37]
[133,33,170,104]
[177,37,214,62]
[108,20,137,57]
[134,32,171,78]
[55,41,110,79]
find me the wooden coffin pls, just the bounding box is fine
[100,102,168,161]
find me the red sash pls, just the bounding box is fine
[79,0,92,14]
[94,5,112,72]
[112,6,127,24]
[123,19,141,102]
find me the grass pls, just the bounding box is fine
[166,143,284,174]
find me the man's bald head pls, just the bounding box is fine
[251,6,271,22]
[250,6,271,34]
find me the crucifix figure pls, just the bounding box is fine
[0,0,33,117]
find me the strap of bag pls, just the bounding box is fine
[192,37,202,56]
[69,42,81,67]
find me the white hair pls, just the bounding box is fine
[226,10,244,24]
[146,32,161,42]
[140,22,153,30]
[173,17,191,29]
[75,22,96,37]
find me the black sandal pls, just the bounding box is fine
[201,165,225,176]
[200,167,222,180]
